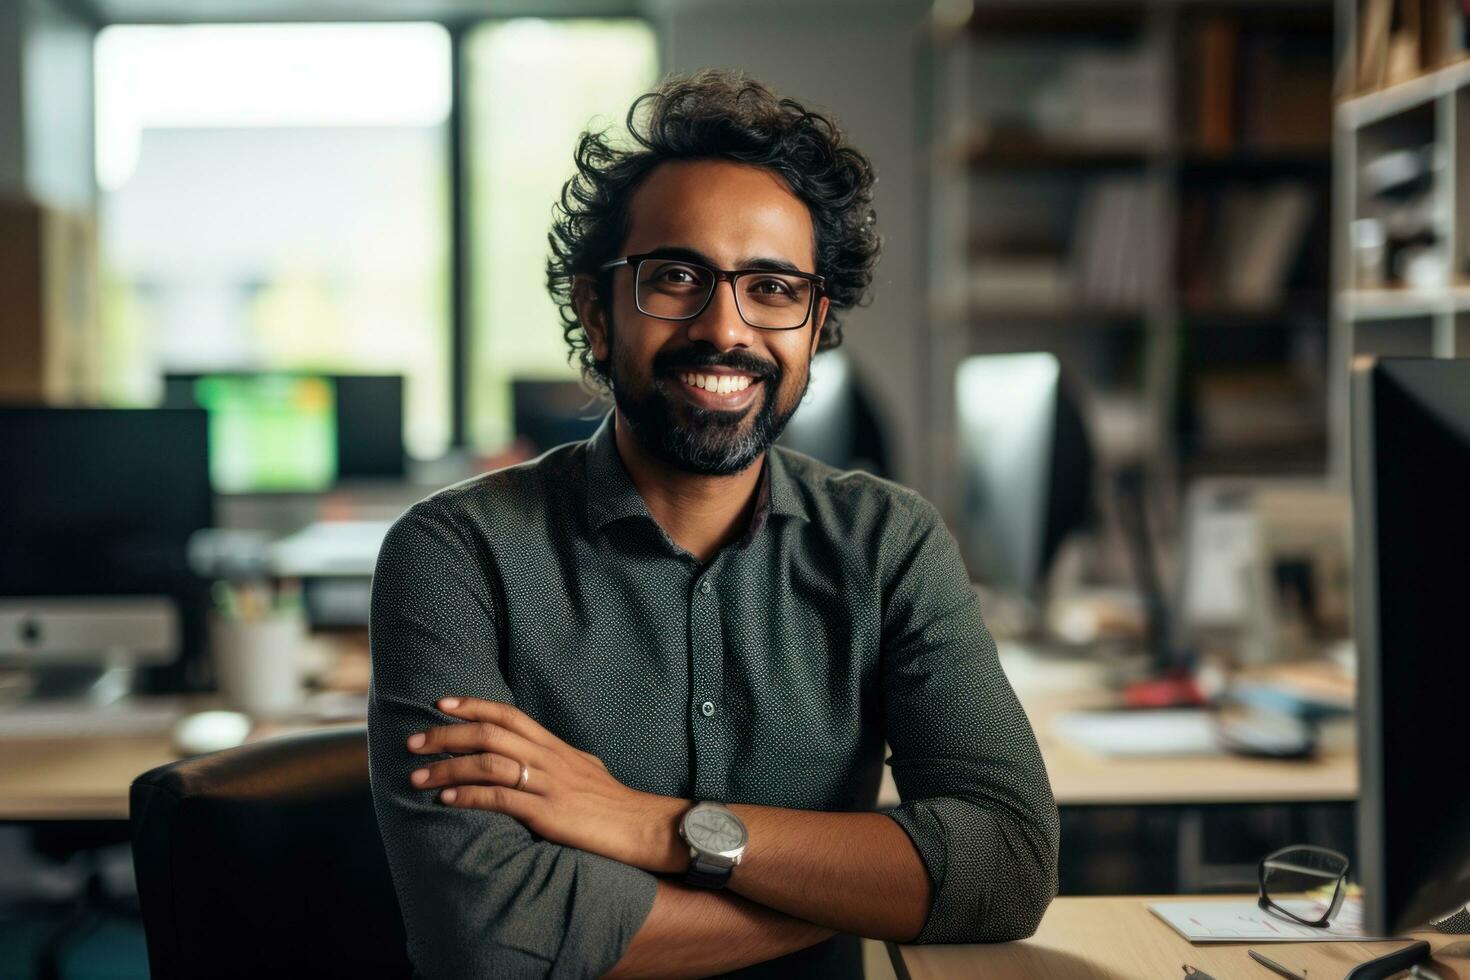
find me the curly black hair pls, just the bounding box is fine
[546,69,881,392]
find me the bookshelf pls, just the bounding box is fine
[1331,0,1470,479]
[924,0,1336,533]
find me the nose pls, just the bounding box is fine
[685,277,757,351]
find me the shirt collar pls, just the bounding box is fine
[583,412,810,538]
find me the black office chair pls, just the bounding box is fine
[129,725,411,979]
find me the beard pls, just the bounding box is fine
[608,338,809,476]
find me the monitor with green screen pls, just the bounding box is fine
[191,374,337,493]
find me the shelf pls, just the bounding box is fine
[953,137,1158,172]
[1177,150,1331,177]
[964,306,1151,327]
[1340,286,1470,320]
[960,2,1146,38]
[1337,57,1470,129]
[1180,296,1329,325]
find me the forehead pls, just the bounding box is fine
[622,159,816,270]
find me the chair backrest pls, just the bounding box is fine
[130,725,411,979]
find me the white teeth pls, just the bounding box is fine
[679,372,754,394]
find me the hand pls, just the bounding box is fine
[407,696,688,874]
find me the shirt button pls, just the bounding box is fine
[700,700,716,717]
[699,580,712,595]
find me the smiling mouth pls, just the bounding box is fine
[677,371,759,395]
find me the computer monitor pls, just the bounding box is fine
[162,373,337,493]
[0,407,213,687]
[780,352,892,477]
[164,372,408,489]
[333,374,406,479]
[511,379,603,454]
[955,352,1094,594]
[1352,356,1470,935]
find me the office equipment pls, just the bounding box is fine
[0,407,213,691]
[1345,941,1434,980]
[886,897,1452,980]
[955,353,1093,595]
[130,726,411,978]
[170,710,251,756]
[1352,357,1470,936]
[511,378,602,454]
[779,351,892,477]
[162,372,337,492]
[1053,709,1219,758]
[1150,897,1381,943]
[333,374,407,479]
[164,371,408,488]
[1249,948,1306,980]
[0,698,185,738]
[1178,480,1353,665]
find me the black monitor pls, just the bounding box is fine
[779,352,892,478]
[1352,357,1470,935]
[955,352,1094,594]
[163,372,406,488]
[333,374,406,479]
[511,380,603,454]
[0,407,213,688]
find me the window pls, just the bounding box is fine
[95,23,452,459]
[464,19,659,450]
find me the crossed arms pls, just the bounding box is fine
[366,502,1059,978]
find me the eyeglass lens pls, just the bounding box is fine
[636,259,813,329]
[1260,846,1349,925]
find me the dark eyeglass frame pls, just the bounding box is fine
[599,253,826,331]
[1256,844,1350,928]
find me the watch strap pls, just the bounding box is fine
[683,852,733,889]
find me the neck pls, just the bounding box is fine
[612,410,765,564]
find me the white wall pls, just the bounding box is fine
[24,0,96,210]
[0,0,96,208]
[655,0,932,492]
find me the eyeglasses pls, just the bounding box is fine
[1257,844,1351,928]
[599,253,825,331]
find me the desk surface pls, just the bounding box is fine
[0,646,1355,821]
[888,896,1462,980]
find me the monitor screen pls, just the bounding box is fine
[169,373,338,493]
[1353,357,1470,934]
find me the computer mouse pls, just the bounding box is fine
[172,710,252,757]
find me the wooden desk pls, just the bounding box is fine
[0,718,358,821]
[4,643,1353,820]
[0,736,178,821]
[875,646,1357,809]
[888,896,1462,980]
[1024,689,1357,806]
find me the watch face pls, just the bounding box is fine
[685,807,747,854]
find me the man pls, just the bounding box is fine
[368,70,1058,978]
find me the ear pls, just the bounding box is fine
[572,274,611,362]
[809,296,830,359]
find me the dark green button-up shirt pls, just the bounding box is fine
[367,415,1058,979]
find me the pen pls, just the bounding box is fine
[1249,948,1306,979]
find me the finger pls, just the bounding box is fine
[438,783,544,823]
[411,753,542,794]
[407,719,546,766]
[435,697,561,749]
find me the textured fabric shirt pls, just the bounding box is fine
[367,414,1059,979]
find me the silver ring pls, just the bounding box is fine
[514,762,529,791]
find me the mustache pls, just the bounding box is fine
[652,346,779,380]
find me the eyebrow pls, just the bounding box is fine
[640,245,808,276]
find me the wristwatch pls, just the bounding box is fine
[678,801,748,889]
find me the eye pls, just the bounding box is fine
[645,262,710,289]
[749,277,794,297]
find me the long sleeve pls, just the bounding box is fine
[367,502,658,979]
[878,497,1060,944]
